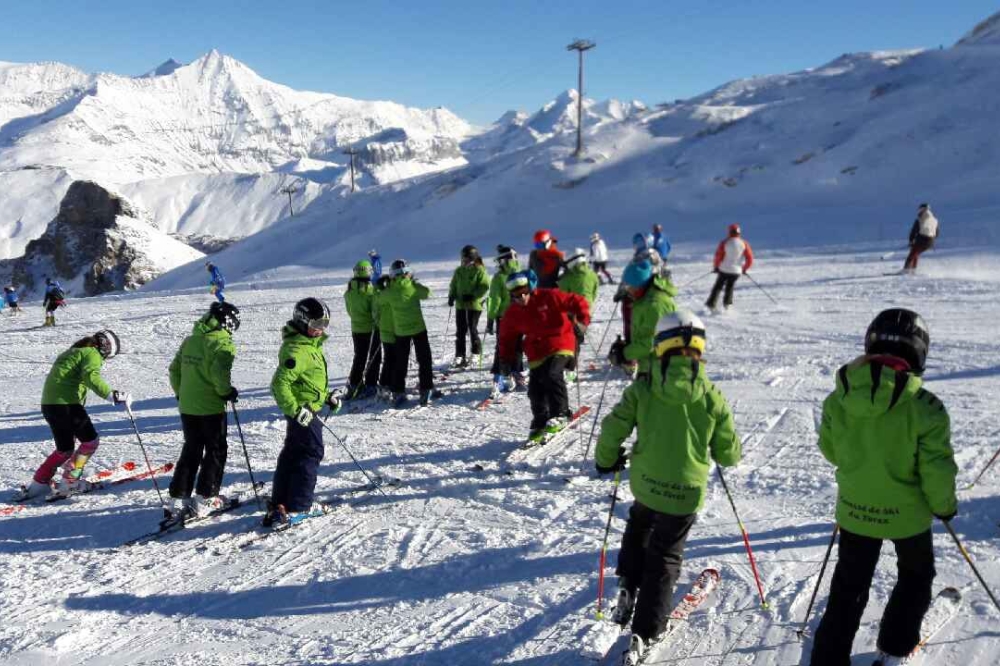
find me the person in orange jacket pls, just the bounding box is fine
[705,223,753,313]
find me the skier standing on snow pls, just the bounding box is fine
[596,310,739,666]
[498,270,590,443]
[206,262,226,303]
[344,260,381,400]
[608,260,678,378]
[448,245,490,368]
[809,308,957,666]
[487,246,527,392]
[368,249,383,281]
[15,330,129,500]
[903,203,939,273]
[705,223,753,313]
[265,297,341,526]
[558,248,600,375]
[651,223,671,263]
[590,232,614,285]
[2,285,19,315]
[166,302,240,519]
[384,259,442,408]
[528,229,565,289]
[374,275,396,401]
[42,277,66,327]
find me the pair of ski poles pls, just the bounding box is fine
[680,270,779,306]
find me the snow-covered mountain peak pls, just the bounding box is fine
[956,11,1000,46]
[141,58,184,78]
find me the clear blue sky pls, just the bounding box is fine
[2,1,995,125]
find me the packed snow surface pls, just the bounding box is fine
[1,244,998,665]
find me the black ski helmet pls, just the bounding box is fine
[94,329,120,359]
[390,259,411,277]
[291,297,331,334]
[864,308,930,374]
[209,301,241,334]
[461,245,480,262]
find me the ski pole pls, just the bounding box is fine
[229,401,262,509]
[582,364,616,464]
[680,270,714,289]
[124,403,166,508]
[743,273,779,306]
[354,330,380,399]
[443,307,452,346]
[716,466,769,609]
[942,519,1000,613]
[317,418,389,497]
[964,440,1000,490]
[596,470,622,620]
[593,301,620,358]
[796,524,839,639]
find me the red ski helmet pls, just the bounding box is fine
[728,223,741,237]
[533,229,554,247]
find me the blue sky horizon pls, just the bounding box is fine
[2,1,995,125]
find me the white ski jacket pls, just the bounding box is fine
[590,239,609,262]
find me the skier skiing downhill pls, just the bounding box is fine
[42,277,66,327]
[902,203,939,273]
[265,298,342,526]
[383,259,442,408]
[596,310,740,666]
[558,248,600,378]
[368,249,383,281]
[810,309,958,666]
[487,246,527,391]
[705,223,753,313]
[166,302,240,519]
[373,275,397,401]
[3,285,22,315]
[14,330,130,500]
[497,270,590,443]
[447,245,490,368]
[651,223,671,263]
[589,232,615,285]
[608,260,678,377]
[528,229,565,289]
[206,262,226,303]
[344,260,381,399]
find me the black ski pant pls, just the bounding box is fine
[169,412,228,499]
[392,330,434,394]
[615,502,696,642]
[455,308,482,358]
[379,338,397,389]
[527,355,572,430]
[706,272,740,309]
[490,317,524,375]
[810,527,935,665]
[271,415,324,512]
[592,261,614,284]
[349,331,381,389]
[42,404,98,452]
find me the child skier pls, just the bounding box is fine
[166,301,240,520]
[15,330,129,500]
[265,297,341,526]
[528,229,565,288]
[3,286,21,315]
[558,248,600,376]
[608,260,678,377]
[705,223,753,313]
[447,245,490,368]
[590,233,614,285]
[374,275,396,401]
[498,270,590,442]
[903,203,939,273]
[487,246,526,392]
[344,260,380,399]
[384,259,442,408]
[809,308,957,666]
[368,249,382,281]
[206,262,226,303]
[596,310,740,665]
[42,277,66,326]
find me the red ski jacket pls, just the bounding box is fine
[529,247,565,288]
[499,288,590,367]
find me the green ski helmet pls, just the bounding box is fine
[353,260,374,278]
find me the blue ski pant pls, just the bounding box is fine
[271,415,324,512]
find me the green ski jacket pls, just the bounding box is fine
[270,325,331,418]
[384,277,430,337]
[169,316,236,415]
[558,263,600,307]
[625,276,679,374]
[487,260,521,321]
[344,278,377,334]
[448,264,490,312]
[42,346,111,405]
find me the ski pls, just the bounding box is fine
[872,587,961,665]
[45,462,174,502]
[8,460,141,506]
[123,482,266,547]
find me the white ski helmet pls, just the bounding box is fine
[566,248,588,269]
[94,329,121,359]
[653,310,706,357]
[590,232,601,242]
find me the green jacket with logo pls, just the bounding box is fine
[384,277,430,337]
[624,276,679,374]
[487,260,521,321]
[42,346,112,405]
[819,358,957,539]
[169,316,236,415]
[597,356,740,515]
[374,289,396,344]
[344,278,376,334]
[558,263,600,307]
[448,264,490,312]
[270,325,331,418]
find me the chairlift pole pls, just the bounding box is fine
[566,39,596,157]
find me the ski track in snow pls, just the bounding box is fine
[1,249,999,665]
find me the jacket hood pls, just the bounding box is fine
[649,355,709,405]
[834,356,922,417]
[194,314,224,335]
[500,259,522,275]
[650,275,679,297]
[281,323,328,346]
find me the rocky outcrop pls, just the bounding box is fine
[1,180,202,296]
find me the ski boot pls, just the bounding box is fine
[357,385,378,400]
[262,502,288,528]
[620,634,646,666]
[419,388,444,407]
[12,480,51,502]
[528,429,547,445]
[872,651,906,666]
[377,387,392,402]
[468,353,481,368]
[191,494,228,518]
[344,384,361,400]
[392,392,408,409]
[610,581,635,627]
[54,469,88,495]
[512,371,528,391]
[544,416,568,435]
[452,356,468,369]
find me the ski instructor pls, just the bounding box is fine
[902,203,939,274]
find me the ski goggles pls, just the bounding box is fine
[306,315,330,332]
[509,286,530,301]
[654,326,706,356]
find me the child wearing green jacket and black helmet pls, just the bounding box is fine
[810,308,958,666]
[596,310,739,666]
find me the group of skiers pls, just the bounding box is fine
[10,203,958,665]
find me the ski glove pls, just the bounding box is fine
[573,320,588,341]
[486,318,495,335]
[111,390,132,409]
[295,407,315,426]
[448,295,456,307]
[608,340,627,367]
[326,394,342,414]
[596,447,628,475]
[935,510,957,523]
[223,387,239,403]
